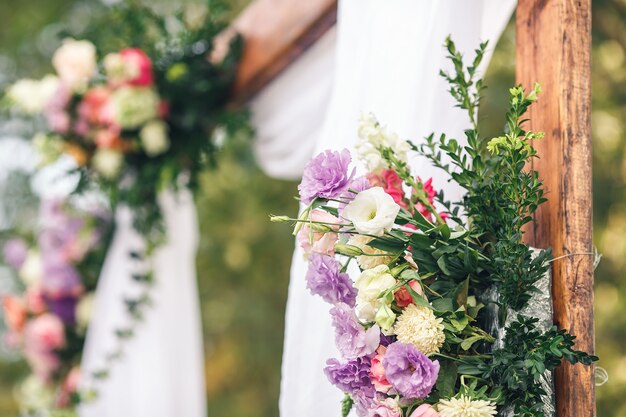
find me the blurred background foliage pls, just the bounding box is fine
[0,0,624,416]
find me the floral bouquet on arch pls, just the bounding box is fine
[1,198,112,413]
[3,1,245,243]
[273,39,597,417]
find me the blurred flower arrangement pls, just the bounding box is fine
[273,39,598,417]
[1,199,112,414]
[3,0,246,244]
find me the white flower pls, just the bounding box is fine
[17,375,55,411]
[6,75,59,114]
[342,187,401,237]
[374,304,396,333]
[437,395,497,417]
[52,39,97,91]
[356,113,411,171]
[76,293,95,330]
[110,86,159,129]
[394,304,445,355]
[92,148,124,179]
[354,264,396,322]
[347,234,395,270]
[19,251,42,286]
[140,120,170,156]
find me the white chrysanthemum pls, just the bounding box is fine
[394,304,445,355]
[348,235,394,270]
[437,395,497,417]
[356,113,411,172]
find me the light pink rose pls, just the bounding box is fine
[52,39,97,91]
[297,209,340,256]
[370,346,393,393]
[25,286,47,315]
[24,313,66,352]
[24,345,60,381]
[368,398,402,417]
[410,404,440,417]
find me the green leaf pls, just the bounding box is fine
[435,362,458,398]
[460,335,485,351]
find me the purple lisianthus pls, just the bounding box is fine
[298,149,354,204]
[353,389,379,417]
[3,238,29,270]
[45,294,78,324]
[382,342,439,399]
[306,254,357,307]
[331,304,380,359]
[324,356,375,396]
[40,260,82,297]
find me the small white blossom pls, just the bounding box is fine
[92,148,124,179]
[140,120,170,156]
[356,113,411,171]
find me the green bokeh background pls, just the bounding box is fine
[0,1,625,416]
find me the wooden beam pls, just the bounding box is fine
[216,0,337,103]
[516,1,595,416]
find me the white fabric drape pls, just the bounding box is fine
[252,1,515,416]
[79,190,206,417]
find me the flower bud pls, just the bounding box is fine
[334,243,364,257]
[270,215,291,223]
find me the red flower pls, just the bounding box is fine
[120,48,154,86]
[367,169,407,208]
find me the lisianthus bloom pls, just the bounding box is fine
[394,280,425,308]
[368,398,402,417]
[394,304,445,355]
[375,304,396,333]
[410,404,440,417]
[347,235,395,270]
[354,265,396,322]
[324,356,375,396]
[383,342,439,399]
[23,313,66,352]
[297,209,340,256]
[306,254,357,307]
[368,169,407,208]
[298,149,354,204]
[356,113,411,172]
[104,48,154,86]
[2,296,27,332]
[437,395,497,417]
[343,187,401,237]
[330,303,380,359]
[3,238,28,270]
[370,346,393,393]
[52,39,97,91]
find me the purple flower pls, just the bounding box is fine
[324,356,375,396]
[40,261,82,297]
[306,254,357,307]
[353,389,378,417]
[331,304,380,359]
[45,294,78,324]
[382,342,439,399]
[3,238,28,270]
[298,149,354,204]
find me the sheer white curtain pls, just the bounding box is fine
[78,191,206,417]
[252,1,515,416]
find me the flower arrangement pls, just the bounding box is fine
[1,199,111,413]
[3,1,246,244]
[273,38,597,417]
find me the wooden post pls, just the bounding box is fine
[516,1,595,416]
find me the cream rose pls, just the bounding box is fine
[140,120,170,156]
[354,264,396,321]
[52,39,97,91]
[92,148,123,179]
[342,187,401,236]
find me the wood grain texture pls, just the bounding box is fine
[216,0,337,103]
[516,1,595,416]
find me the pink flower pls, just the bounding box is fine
[394,280,425,308]
[2,295,26,332]
[415,177,436,220]
[56,366,80,407]
[410,404,440,417]
[367,398,402,417]
[297,209,340,256]
[24,346,60,381]
[368,169,407,208]
[24,313,66,352]
[25,286,48,315]
[45,84,71,134]
[370,346,393,393]
[78,86,112,125]
[120,48,153,86]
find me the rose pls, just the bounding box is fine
[140,120,170,156]
[23,313,65,351]
[370,346,393,393]
[92,148,124,179]
[297,209,340,256]
[6,75,59,114]
[343,187,401,237]
[394,280,425,308]
[78,86,112,125]
[2,296,27,332]
[110,86,160,129]
[410,404,440,417]
[367,398,402,417]
[355,265,396,321]
[104,48,154,86]
[52,39,97,91]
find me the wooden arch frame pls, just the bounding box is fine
[227,1,595,415]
